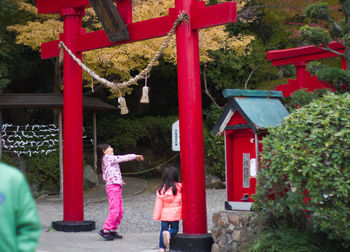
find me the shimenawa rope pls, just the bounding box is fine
[58,11,188,95]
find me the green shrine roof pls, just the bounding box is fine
[222,89,283,98]
[213,89,289,135]
[234,96,289,129]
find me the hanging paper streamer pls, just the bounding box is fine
[1,124,93,157]
[140,74,150,104]
[118,96,129,115]
[90,76,95,93]
[1,124,59,156]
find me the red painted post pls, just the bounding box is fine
[117,0,132,24]
[175,0,207,234]
[62,7,84,221]
[295,61,307,89]
[341,56,347,70]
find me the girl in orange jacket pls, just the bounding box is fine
[153,166,182,252]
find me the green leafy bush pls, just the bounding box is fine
[97,115,178,154]
[316,67,350,93]
[282,88,329,111]
[254,92,350,244]
[203,104,225,179]
[0,153,15,166]
[245,227,328,252]
[203,127,225,179]
[24,151,60,194]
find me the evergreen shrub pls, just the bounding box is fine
[97,115,178,156]
[254,92,350,244]
[0,153,16,166]
[203,104,225,179]
[282,88,329,111]
[246,227,328,252]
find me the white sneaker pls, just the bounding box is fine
[162,231,170,247]
[159,249,165,252]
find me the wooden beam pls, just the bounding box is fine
[191,1,236,30]
[116,0,132,24]
[36,0,91,14]
[41,1,237,59]
[88,0,129,42]
[267,41,344,66]
[41,10,177,59]
[225,124,250,130]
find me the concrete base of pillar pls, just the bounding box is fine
[52,220,95,232]
[170,233,213,252]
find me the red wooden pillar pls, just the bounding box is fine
[117,0,132,24]
[341,56,347,70]
[62,7,84,221]
[175,0,207,234]
[295,61,307,90]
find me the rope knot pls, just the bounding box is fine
[179,11,189,24]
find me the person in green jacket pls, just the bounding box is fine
[0,162,42,251]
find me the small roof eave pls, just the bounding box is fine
[222,89,283,98]
[213,90,289,136]
[0,93,117,111]
[234,97,289,129]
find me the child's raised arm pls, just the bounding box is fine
[135,155,144,161]
[110,154,143,163]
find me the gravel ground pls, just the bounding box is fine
[84,189,226,234]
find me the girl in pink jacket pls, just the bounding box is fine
[97,143,144,241]
[153,166,182,251]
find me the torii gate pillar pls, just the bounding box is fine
[295,61,308,89]
[52,7,96,231]
[176,0,206,234]
[62,8,83,221]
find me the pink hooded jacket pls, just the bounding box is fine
[153,183,182,221]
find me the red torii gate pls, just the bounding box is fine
[266,41,346,96]
[36,0,236,239]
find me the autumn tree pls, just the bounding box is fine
[300,0,350,93]
[1,0,48,94]
[8,0,254,97]
[0,0,15,92]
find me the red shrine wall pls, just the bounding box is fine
[225,112,258,202]
[276,71,331,97]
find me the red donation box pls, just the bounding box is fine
[213,89,289,211]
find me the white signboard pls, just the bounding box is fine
[250,158,257,177]
[172,120,180,151]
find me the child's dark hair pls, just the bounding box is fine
[97,143,110,173]
[158,166,179,196]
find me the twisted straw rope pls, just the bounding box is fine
[58,11,188,94]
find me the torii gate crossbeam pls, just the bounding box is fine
[36,0,236,242]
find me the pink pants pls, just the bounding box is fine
[103,184,124,231]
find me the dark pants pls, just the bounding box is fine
[159,221,179,249]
